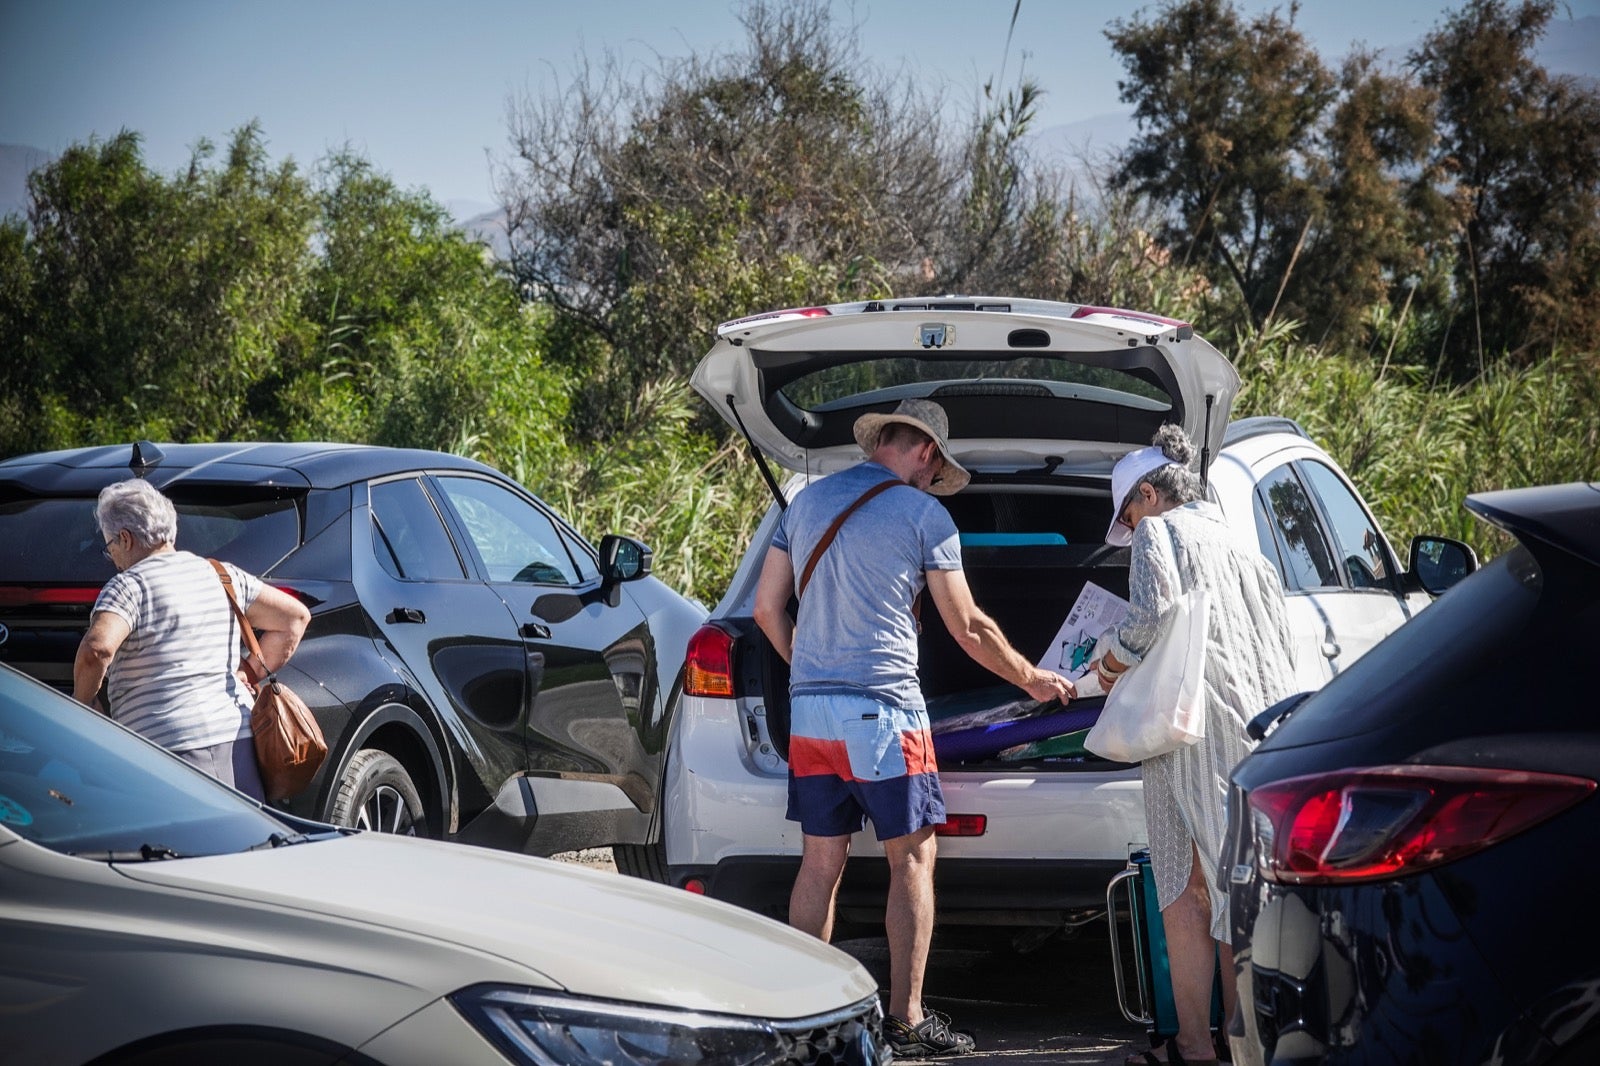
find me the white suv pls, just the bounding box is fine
[618,297,1475,931]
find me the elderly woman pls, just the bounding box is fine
[73,478,310,800]
[1095,426,1298,1066]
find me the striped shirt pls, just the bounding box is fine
[93,551,262,753]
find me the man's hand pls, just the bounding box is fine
[1021,667,1074,705]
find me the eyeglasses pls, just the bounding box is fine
[101,536,118,561]
[1116,500,1135,531]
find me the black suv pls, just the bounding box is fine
[0,441,707,855]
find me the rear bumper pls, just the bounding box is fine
[672,854,1127,927]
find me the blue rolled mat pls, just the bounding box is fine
[932,702,1104,762]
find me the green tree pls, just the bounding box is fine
[3,126,315,453]
[0,129,567,465]
[1107,0,1335,325]
[1410,0,1600,372]
[1287,51,1450,349]
[497,1,953,436]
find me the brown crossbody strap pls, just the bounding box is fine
[209,558,268,685]
[797,479,904,600]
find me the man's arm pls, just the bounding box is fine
[925,568,1074,703]
[752,547,796,665]
[73,611,131,710]
[245,584,312,674]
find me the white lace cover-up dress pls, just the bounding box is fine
[1098,500,1299,940]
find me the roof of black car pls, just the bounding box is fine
[0,442,501,493]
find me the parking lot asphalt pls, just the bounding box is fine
[552,848,1151,1064]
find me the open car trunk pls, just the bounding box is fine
[758,487,1130,771]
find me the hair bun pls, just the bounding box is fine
[1151,423,1195,466]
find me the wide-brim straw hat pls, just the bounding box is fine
[852,398,971,496]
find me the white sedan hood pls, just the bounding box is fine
[117,832,873,1019]
[692,297,1239,481]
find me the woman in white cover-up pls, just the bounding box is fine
[1094,425,1298,1066]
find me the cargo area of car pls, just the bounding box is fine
[920,488,1128,769]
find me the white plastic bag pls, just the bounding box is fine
[1083,588,1209,763]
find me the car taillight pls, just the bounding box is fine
[0,586,102,607]
[1248,765,1594,885]
[935,814,987,837]
[684,623,738,698]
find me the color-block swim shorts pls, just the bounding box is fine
[786,692,946,840]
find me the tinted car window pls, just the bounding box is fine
[0,492,299,583]
[370,479,467,581]
[1300,460,1392,589]
[434,476,580,586]
[1257,463,1338,590]
[1251,490,1289,588]
[0,670,289,858]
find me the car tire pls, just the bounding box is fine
[613,840,669,883]
[327,749,425,836]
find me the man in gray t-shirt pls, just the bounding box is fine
[754,398,1072,1058]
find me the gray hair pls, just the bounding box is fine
[96,479,178,549]
[1121,424,1203,513]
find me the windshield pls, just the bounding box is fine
[0,667,292,858]
[779,356,1172,413]
[0,490,301,584]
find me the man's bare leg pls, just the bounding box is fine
[790,833,851,941]
[883,826,937,1025]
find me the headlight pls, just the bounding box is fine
[451,985,886,1066]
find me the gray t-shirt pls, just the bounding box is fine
[93,551,261,752]
[774,462,962,710]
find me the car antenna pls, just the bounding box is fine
[130,441,166,477]
[726,395,788,512]
[1199,395,1214,490]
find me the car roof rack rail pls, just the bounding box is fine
[1223,416,1311,447]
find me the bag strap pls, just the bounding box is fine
[210,558,268,684]
[797,479,904,600]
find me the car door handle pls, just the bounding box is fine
[1321,640,1341,659]
[387,607,426,624]
[521,622,551,640]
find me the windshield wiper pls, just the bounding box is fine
[247,831,312,851]
[83,843,183,862]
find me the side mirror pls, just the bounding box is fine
[598,534,653,585]
[1406,535,1478,596]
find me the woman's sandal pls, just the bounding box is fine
[1124,1039,1220,1066]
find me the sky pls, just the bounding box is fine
[4,0,1599,217]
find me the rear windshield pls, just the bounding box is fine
[780,356,1171,413]
[0,491,301,583]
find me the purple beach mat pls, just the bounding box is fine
[932,702,1103,762]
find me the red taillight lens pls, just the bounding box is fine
[684,623,738,698]
[934,814,987,837]
[0,586,103,607]
[1249,765,1594,885]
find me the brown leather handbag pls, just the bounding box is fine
[210,560,327,802]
